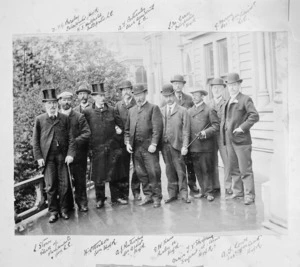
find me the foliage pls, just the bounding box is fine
[13,35,127,185]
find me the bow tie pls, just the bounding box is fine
[50,115,56,120]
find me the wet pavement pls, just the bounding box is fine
[16,161,266,236]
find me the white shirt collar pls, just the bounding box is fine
[166,102,176,113]
[230,92,239,100]
[195,101,204,108]
[47,110,58,117]
[124,97,133,105]
[214,96,223,104]
[80,102,89,108]
[95,103,105,109]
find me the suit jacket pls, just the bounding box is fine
[188,103,219,153]
[160,103,190,151]
[207,97,227,122]
[221,92,259,146]
[161,92,194,109]
[73,102,92,114]
[68,109,91,156]
[32,112,76,161]
[125,101,163,150]
[114,98,136,147]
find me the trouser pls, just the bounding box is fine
[161,142,188,200]
[71,154,88,207]
[44,151,69,215]
[109,177,129,201]
[121,148,141,197]
[184,152,198,189]
[95,182,106,202]
[212,134,232,190]
[133,145,162,203]
[191,152,214,196]
[226,133,255,199]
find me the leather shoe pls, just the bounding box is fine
[134,193,142,201]
[207,195,214,202]
[79,206,88,212]
[114,198,128,205]
[193,193,204,198]
[48,214,58,223]
[60,212,69,220]
[138,198,154,206]
[244,198,255,205]
[189,185,200,193]
[225,188,233,195]
[96,200,105,209]
[153,202,161,208]
[226,194,244,200]
[183,198,191,203]
[164,196,177,204]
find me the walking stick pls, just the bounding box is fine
[187,123,211,148]
[67,163,78,215]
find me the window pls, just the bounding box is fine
[204,43,214,78]
[135,66,147,84]
[218,38,228,76]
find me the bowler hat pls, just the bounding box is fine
[133,84,147,95]
[189,88,208,96]
[225,73,243,84]
[76,84,91,95]
[161,84,175,96]
[118,80,133,90]
[42,88,58,102]
[210,78,226,87]
[91,83,106,95]
[57,91,73,99]
[170,74,186,84]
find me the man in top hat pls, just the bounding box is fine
[221,73,259,205]
[114,80,141,202]
[160,84,191,204]
[57,91,91,212]
[208,78,233,195]
[125,84,163,208]
[83,83,124,208]
[188,87,219,201]
[168,74,199,195]
[74,83,92,113]
[32,88,76,223]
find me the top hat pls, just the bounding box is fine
[161,84,175,96]
[42,88,58,102]
[133,84,147,95]
[210,78,226,87]
[225,73,243,84]
[57,91,73,99]
[118,80,133,90]
[76,84,91,95]
[91,83,106,95]
[170,74,186,84]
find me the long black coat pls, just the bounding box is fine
[83,103,123,183]
[68,110,91,162]
[32,112,76,162]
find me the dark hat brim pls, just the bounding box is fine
[170,80,186,84]
[190,90,208,96]
[76,89,91,94]
[42,98,58,102]
[211,83,226,87]
[225,79,243,84]
[133,88,147,95]
[118,86,133,90]
[91,92,106,95]
[161,91,175,96]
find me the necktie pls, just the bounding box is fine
[51,115,56,120]
[168,106,172,117]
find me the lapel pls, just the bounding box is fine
[171,103,179,116]
[191,103,205,117]
[46,113,60,127]
[228,92,241,109]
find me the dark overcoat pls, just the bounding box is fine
[124,102,163,150]
[32,112,76,162]
[68,110,91,162]
[188,103,219,153]
[83,103,123,183]
[221,92,259,146]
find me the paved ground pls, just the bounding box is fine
[16,158,268,235]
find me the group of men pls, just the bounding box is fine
[32,72,259,223]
